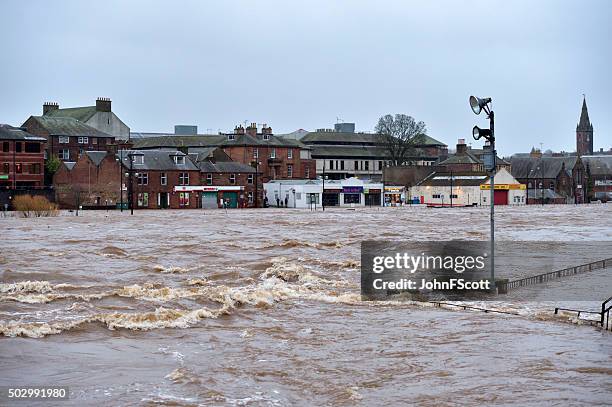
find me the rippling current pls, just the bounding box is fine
[1,205,611,406]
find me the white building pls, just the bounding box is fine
[264,177,384,208]
[412,168,526,206]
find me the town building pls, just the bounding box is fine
[510,151,586,204]
[438,139,511,173]
[131,123,316,185]
[40,98,130,140]
[412,168,526,206]
[582,155,612,201]
[298,125,448,181]
[263,177,385,208]
[53,151,122,209]
[188,147,261,208]
[0,124,46,189]
[22,98,131,163]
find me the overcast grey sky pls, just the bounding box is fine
[0,0,610,155]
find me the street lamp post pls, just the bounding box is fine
[116,150,124,212]
[470,95,496,292]
[450,170,453,208]
[127,152,135,215]
[322,161,325,211]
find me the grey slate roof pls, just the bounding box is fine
[131,133,306,150]
[510,156,579,179]
[195,161,256,174]
[301,131,447,147]
[44,106,97,122]
[417,172,489,187]
[310,145,388,158]
[29,116,113,138]
[527,189,565,199]
[116,150,199,171]
[438,152,481,165]
[581,155,612,176]
[0,124,46,141]
[85,151,108,167]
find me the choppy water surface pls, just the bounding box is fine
[1,205,611,406]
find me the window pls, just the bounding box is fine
[25,143,41,153]
[137,172,148,185]
[329,160,334,170]
[2,142,9,152]
[173,155,185,165]
[248,174,254,184]
[206,173,213,185]
[270,149,276,159]
[179,192,190,207]
[59,149,70,160]
[450,194,458,199]
[248,192,254,203]
[92,138,97,144]
[343,193,361,204]
[549,182,554,190]
[78,137,88,144]
[179,172,189,185]
[288,149,293,159]
[30,163,41,174]
[432,194,441,199]
[59,136,69,144]
[305,167,310,178]
[365,161,369,171]
[2,163,9,174]
[137,192,149,207]
[263,134,270,141]
[15,142,22,153]
[307,193,320,205]
[340,161,345,170]
[287,165,293,178]
[229,173,236,184]
[355,160,359,170]
[378,161,383,171]
[133,155,144,165]
[15,163,22,173]
[160,172,167,185]
[253,148,258,159]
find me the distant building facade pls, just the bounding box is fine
[576,97,593,156]
[0,124,46,190]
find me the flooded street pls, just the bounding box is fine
[1,205,611,405]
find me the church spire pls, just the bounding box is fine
[577,95,592,131]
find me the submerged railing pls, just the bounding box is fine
[554,296,612,331]
[501,258,611,291]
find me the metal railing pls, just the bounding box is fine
[554,296,612,331]
[503,258,611,290]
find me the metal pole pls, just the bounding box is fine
[489,111,495,292]
[254,160,258,208]
[119,150,124,212]
[322,161,325,211]
[129,153,134,215]
[450,170,453,208]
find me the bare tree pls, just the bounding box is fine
[375,114,427,166]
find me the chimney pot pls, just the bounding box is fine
[43,102,59,115]
[96,97,112,112]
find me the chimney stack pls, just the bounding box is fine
[456,138,467,155]
[96,97,112,112]
[246,122,257,137]
[43,102,59,115]
[261,123,272,135]
[234,125,245,135]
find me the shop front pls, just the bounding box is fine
[174,185,245,208]
[384,186,405,206]
[342,186,363,205]
[364,188,381,206]
[323,189,341,207]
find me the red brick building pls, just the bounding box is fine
[22,115,117,162]
[131,123,317,191]
[0,124,46,189]
[189,147,262,208]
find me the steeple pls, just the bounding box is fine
[576,96,592,131]
[576,95,593,156]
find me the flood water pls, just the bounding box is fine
[1,205,611,406]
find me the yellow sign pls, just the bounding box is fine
[480,184,526,190]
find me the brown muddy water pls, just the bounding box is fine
[1,205,611,406]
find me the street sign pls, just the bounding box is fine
[483,150,496,172]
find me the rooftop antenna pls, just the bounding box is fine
[336,116,343,123]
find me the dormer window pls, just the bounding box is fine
[132,154,144,165]
[173,155,185,165]
[263,134,270,141]
[228,134,236,141]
